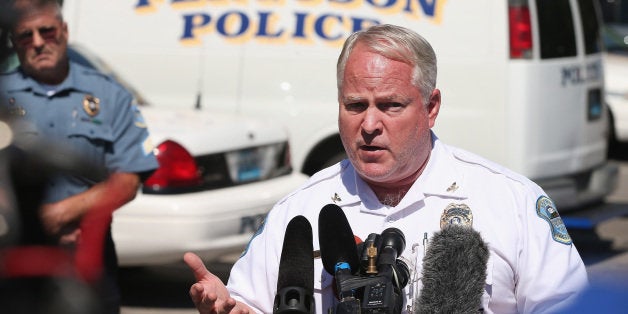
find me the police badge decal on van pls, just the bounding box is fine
[536,196,572,245]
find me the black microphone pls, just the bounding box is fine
[273,215,315,314]
[416,224,489,314]
[318,204,360,275]
[318,204,361,312]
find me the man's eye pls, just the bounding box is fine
[16,30,33,41]
[39,26,57,38]
[379,102,404,111]
[345,103,367,112]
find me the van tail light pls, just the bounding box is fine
[509,3,533,59]
[143,140,202,192]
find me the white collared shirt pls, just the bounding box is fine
[227,133,588,313]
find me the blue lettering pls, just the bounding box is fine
[586,61,602,82]
[174,10,398,45]
[315,14,343,41]
[216,11,250,37]
[181,13,211,40]
[561,66,584,86]
[404,0,437,16]
[135,0,151,8]
[293,12,308,38]
[257,11,283,37]
[366,0,397,9]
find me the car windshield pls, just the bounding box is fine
[603,23,628,55]
[598,0,628,55]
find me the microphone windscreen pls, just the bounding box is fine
[277,215,314,292]
[318,204,360,275]
[417,224,489,314]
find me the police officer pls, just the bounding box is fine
[184,24,588,313]
[0,0,158,313]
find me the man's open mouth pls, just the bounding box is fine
[361,145,381,151]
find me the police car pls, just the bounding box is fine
[67,44,308,266]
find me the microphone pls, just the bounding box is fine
[318,204,361,312]
[273,215,315,314]
[416,224,489,314]
[318,204,360,276]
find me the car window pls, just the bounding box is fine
[578,0,602,55]
[536,0,577,59]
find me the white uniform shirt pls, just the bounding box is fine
[227,135,588,313]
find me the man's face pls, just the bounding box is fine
[11,6,68,81]
[338,42,440,187]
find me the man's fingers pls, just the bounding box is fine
[189,283,217,312]
[184,252,210,281]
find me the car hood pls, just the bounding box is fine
[139,106,289,155]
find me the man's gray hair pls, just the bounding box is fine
[337,24,437,104]
[11,0,63,27]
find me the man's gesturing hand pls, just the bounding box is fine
[184,252,251,314]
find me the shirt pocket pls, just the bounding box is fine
[65,120,114,169]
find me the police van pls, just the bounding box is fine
[61,0,617,212]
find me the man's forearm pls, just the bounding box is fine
[40,172,141,235]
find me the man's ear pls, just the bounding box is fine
[61,21,69,41]
[427,88,441,128]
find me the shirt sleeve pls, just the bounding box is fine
[515,186,589,313]
[105,85,158,174]
[227,205,286,313]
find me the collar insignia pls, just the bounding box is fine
[446,182,459,192]
[331,193,342,203]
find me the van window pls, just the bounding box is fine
[578,0,602,54]
[536,0,577,58]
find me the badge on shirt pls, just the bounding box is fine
[536,196,572,245]
[83,94,100,117]
[440,203,473,229]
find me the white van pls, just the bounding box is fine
[61,0,617,210]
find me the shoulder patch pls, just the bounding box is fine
[132,105,148,128]
[536,196,572,245]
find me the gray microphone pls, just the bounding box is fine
[416,224,489,314]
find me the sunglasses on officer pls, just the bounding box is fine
[12,26,60,47]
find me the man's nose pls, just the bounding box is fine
[361,106,383,134]
[31,30,46,47]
